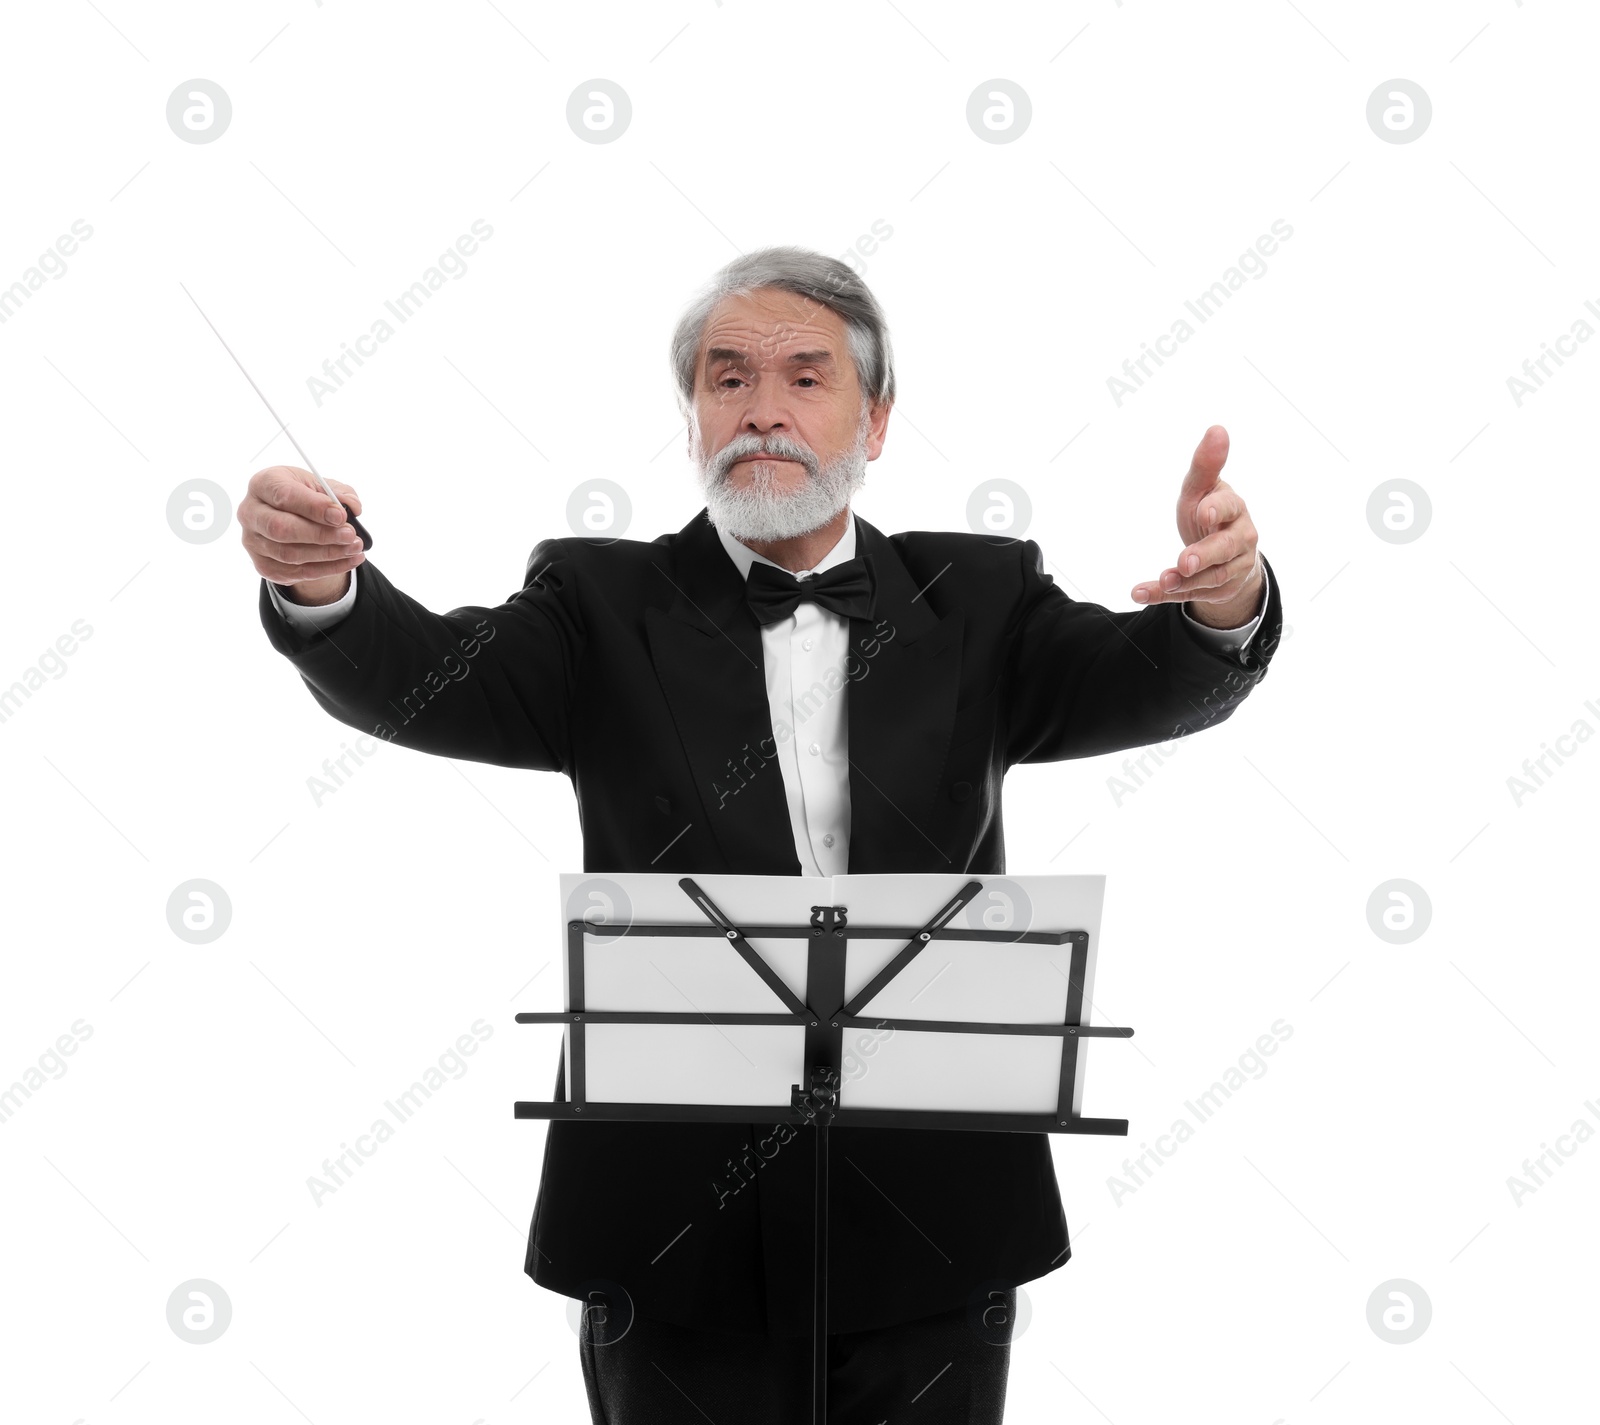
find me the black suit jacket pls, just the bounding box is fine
[259,509,1283,1337]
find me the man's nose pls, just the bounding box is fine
[741,413,786,440]
[738,385,790,436]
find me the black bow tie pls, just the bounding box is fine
[744,555,877,625]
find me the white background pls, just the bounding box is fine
[2,1,1595,1422]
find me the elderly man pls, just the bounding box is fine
[242,247,1282,1422]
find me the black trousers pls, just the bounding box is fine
[579,1293,1014,1424]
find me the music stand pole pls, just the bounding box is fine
[813,1080,832,1423]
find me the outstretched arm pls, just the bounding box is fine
[1004,426,1283,766]
[243,465,580,772]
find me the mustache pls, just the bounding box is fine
[704,433,820,484]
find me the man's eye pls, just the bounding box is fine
[718,375,746,388]
[795,377,818,387]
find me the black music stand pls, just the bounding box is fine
[515,875,1134,1425]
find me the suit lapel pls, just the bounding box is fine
[645,511,965,876]
[846,517,964,872]
[646,512,802,874]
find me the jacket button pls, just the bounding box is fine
[951,781,972,803]
[654,795,671,814]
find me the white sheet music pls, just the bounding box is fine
[554,872,1108,1116]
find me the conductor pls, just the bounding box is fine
[241,247,1283,1423]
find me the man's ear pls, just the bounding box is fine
[865,400,892,461]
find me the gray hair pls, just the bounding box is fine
[669,246,895,413]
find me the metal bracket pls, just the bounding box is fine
[809,903,848,938]
[789,1066,841,1127]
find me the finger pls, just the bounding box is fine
[1178,425,1229,506]
[327,478,362,516]
[1132,550,1256,605]
[257,467,352,527]
[1181,550,1260,602]
[253,549,365,584]
[1194,487,1244,532]
[1171,550,1254,601]
[1177,519,1253,579]
[246,470,363,545]
[244,498,365,548]
[242,529,364,565]
[1136,563,1229,601]
[1131,575,1179,604]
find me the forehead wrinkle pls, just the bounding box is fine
[704,315,838,342]
[706,345,835,369]
[701,323,841,372]
[703,296,842,345]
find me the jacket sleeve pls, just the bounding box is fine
[257,539,583,772]
[1002,541,1284,767]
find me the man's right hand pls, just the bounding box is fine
[240,466,366,605]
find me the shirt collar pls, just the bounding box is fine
[715,507,856,583]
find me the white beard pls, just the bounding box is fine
[694,410,869,543]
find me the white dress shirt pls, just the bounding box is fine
[267,523,1270,874]
[713,512,859,877]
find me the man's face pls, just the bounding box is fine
[689,288,890,540]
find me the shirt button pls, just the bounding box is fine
[809,742,821,756]
[822,833,835,849]
[802,638,813,652]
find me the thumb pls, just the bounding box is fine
[329,479,362,516]
[1178,425,1229,509]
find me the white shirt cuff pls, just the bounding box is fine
[1179,561,1270,656]
[266,570,358,633]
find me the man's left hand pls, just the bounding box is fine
[1130,424,1263,629]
